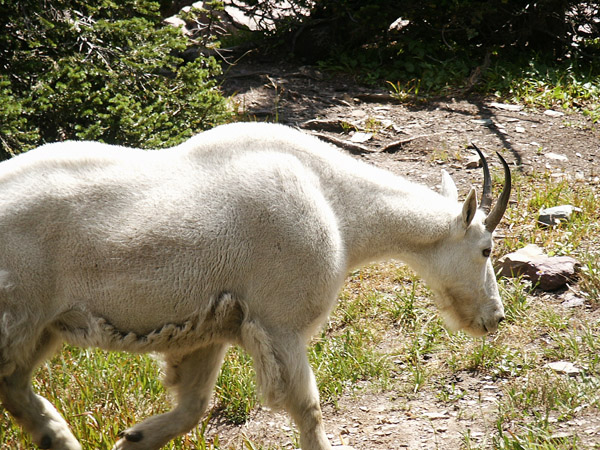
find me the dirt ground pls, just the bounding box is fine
[205,62,600,450]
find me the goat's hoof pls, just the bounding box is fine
[118,430,144,442]
[39,435,52,449]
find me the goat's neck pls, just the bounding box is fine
[327,169,456,270]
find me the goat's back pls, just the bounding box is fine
[0,124,345,348]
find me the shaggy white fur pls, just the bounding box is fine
[0,122,508,450]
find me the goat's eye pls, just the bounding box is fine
[482,248,492,258]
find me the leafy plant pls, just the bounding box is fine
[0,0,232,158]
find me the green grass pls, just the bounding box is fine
[384,56,600,123]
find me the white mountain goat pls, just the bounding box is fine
[0,122,510,450]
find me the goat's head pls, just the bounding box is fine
[419,146,511,337]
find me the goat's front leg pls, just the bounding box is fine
[284,351,333,450]
[0,334,81,450]
[112,343,228,450]
[241,323,334,450]
[0,370,82,450]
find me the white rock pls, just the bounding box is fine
[561,292,585,308]
[545,361,581,375]
[538,204,582,226]
[545,152,569,161]
[349,132,372,143]
[471,118,493,126]
[544,110,565,117]
[465,155,482,169]
[490,102,523,111]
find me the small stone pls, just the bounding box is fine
[471,118,493,126]
[538,204,582,226]
[561,292,585,308]
[490,102,524,111]
[550,431,575,440]
[515,126,526,133]
[350,132,372,143]
[544,110,565,117]
[465,155,482,169]
[545,152,569,161]
[545,361,581,376]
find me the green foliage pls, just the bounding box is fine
[235,0,600,109]
[0,0,231,158]
[214,347,257,424]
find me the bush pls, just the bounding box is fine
[231,0,599,59]
[0,0,232,159]
[227,0,599,92]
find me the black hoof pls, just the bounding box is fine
[39,435,52,449]
[120,430,143,442]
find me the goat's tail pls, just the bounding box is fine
[239,317,288,409]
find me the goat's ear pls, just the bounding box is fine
[440,170,458,201]
[461,187,478,228]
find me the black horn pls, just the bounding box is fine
[484,151,511,232]
[471,143,493,213]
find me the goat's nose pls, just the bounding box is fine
[484,310,505,334]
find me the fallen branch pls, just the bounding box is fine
[301,119,348,133]
[308,131,375,155]
[354,92,399,104]
[381,133,444,153]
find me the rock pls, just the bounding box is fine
[471,118,493,126]
[350,132,373,143]
[490,102,523,111]
[561,292,585,308]
[515,126,526,133]
[538,204,582,226]
[389,17,410,32]
[550,431,576,441]
[544,361,581,376]
[545,152,569,161]
[496,244,581,291]
[465,154,482,169]
[544,110,565,117]
[163,16,191,35]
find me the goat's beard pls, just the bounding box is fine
[433,289,488,337]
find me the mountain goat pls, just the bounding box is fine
[0,122,510,450]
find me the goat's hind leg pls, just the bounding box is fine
[0,332,81,450]
[241,323,333,450]
[112,343,228,450]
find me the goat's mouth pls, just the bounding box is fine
[434,289,502,337]
[435,299,492,337]
[463,316,502,337]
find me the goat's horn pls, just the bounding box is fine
[471,143,492,213]
[484,151,512,232]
